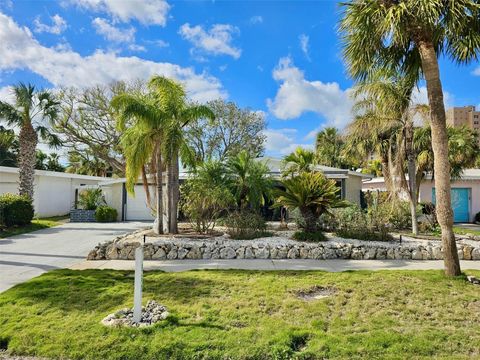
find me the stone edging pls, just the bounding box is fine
[87,235,480,261]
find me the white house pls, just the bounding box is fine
[0,166,107,217]
[362,169,480,223]
[99,157,371,222]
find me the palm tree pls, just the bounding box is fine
[273,172,346,233]
[315,127,347,168]
[148,76,214,234]
[340,1,480,275]
[0,126,17,167]
[0,84,60,199]
[111,92,167,234]
[282,147,316,177]
[226,150,272,210]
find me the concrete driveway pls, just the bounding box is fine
[0,221,148,293]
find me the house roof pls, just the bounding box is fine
[98,157,371,186]
[0,166,108,181]
[363,169,480,187]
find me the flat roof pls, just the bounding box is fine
[0,166,108,181]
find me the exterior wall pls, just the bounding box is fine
[102,183,124,221]
[0,170,104,217]
[419,179,480,222]
[344,175,363,205]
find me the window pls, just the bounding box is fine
[475,115,479,119]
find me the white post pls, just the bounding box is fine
[133,246,144,323]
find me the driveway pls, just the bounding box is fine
[0,221,149,293]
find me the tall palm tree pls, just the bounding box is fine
[226,150,272,210]
[282,147,317,177]
[111,92,167,234]
[340,0,480,276]
[0,84,60,199]
[148,76,214,234]
[315,127,346,168]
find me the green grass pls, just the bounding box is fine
[1,269,480,359]
[453,226,480,236]
[0,215,68,238]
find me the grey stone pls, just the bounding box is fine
[411,249,423,260]
[472,248,480,260]
[463,246,473,260]
[245,247,255,259]
[220,247,236,259]
[386,248,395,260]
[106,245,119,260]
[376,248,387,260]
[351,248,363,260]
[287,247,299,259]
[254,247,270,259]
[167,248,178,260]
[236,247,245,259]
[299,247,310,259]
[186,246,202,260]
[433,247,443,260]
[457,249,464,260]
[309,247,324,260]
[324,247,337,259]
[152,248,166,260]
[363,248,376,260]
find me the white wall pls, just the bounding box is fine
[0,170,104,217]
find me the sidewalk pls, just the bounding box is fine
[70,259,480,272]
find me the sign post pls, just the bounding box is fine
[133,245,144,323]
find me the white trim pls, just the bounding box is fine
[0,166,108,181]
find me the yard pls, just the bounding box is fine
[0,216,68,239]
[0,269,479,360]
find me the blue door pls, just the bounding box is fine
[432,188,470,223]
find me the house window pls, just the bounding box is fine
[475,115,479,119]
[335,180,345,199]
[475,121,479,125]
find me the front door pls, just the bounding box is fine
[432,188,470,223]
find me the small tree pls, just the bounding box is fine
[273,172,346,233]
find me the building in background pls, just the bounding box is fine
[446,105,480,133]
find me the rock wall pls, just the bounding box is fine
[87,236,480,261]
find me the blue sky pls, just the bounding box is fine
[1,0,480,157]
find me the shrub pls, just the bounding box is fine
[180,163,235,233]
[0,193,34,227]
[475,211,480,223]
[95,206,118,222]
[224,211,271,240]
[293,231,327,242]
[77,188,105,210]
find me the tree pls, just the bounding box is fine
[226,150,272,210]
[282,147,317,177]
[273,172,345,233]
[66,150,112,177]
[340,0,480,275]
[111,91,167,234]
[56,82,143,177]
[0,84,60,199]
[0,126,18,167]
[148,76,214,234]
[184,99,266,163]
[315,127,349,168]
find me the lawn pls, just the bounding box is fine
[1,270,480,359]
[0,215,68,238]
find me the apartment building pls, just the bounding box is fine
[446,105,480,131]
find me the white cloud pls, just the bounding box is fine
[267,57,353,128]
[0,13,225,102]
[73,0,170,26]
[411,85,453,108]
[263,128,313,155]
[0,85,14,103]
[179,23,241,59]
[299,34,310,60]
[92,17,135,43]
[34,14,67,34]
[249,15,263,24]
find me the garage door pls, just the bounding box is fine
[126,185,155,221]
[432,188,470,223]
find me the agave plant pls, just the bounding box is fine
[273,172,346,233]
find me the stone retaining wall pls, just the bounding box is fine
[70,209,96,222]
[87,236,480,261]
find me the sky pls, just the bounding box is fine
[1,0,480,158]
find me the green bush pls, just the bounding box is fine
[224,211,271,240]
[0,193,34,227]
[95,206,118,222]
[77,188,105,210]
[292,231,327,242]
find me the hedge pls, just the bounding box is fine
[95,206,118,222]
[0,193,34,227]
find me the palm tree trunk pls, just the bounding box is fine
[417,39,460,276]
[301,207,318,233]
[169,150,179,234]
[405,121,418,235]
[380,154,394,193]
[18,123,38,200]
[154,147,163,235]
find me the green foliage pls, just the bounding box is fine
[226,150,272,210]
[77,188,105,211]
[292,231,327,242]
[223,211,270,240]
[181,161,234,233]
[315,127,355,168]
[273,172,345,233]
[184,99,266,163]
[0,193,34,227]
[282,147,317,176]
[95,206,118,222]
[0,125,17,167]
